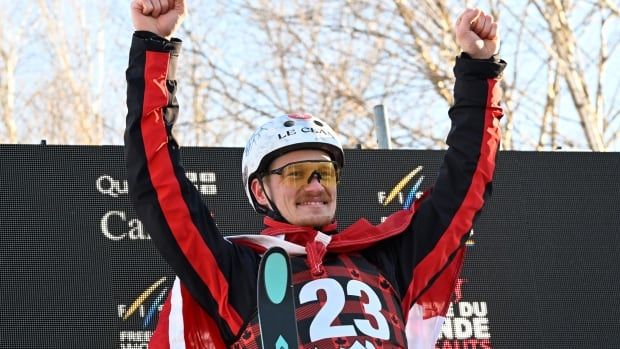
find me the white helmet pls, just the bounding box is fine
[242,113,344,213]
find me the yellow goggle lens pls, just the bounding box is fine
[267,160,339,188]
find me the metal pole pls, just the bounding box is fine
[373,104,392,149]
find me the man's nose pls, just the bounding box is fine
[306,171,322,184]
[304,172,324,190]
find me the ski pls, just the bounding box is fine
[257,247,299,349]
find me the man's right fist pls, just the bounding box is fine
[130,0,186,39]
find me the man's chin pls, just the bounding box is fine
[291,214,333,229]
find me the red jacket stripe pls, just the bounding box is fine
[149,290,172,348]
[179,281,227,348]
[402,78,501,315]
[140,51,243,334]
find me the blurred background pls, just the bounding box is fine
[0,0,618,150]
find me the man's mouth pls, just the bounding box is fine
[297,200,327,206]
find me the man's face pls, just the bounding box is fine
[253,149,338,228]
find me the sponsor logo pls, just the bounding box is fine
[117,277,168,327]
[377,166,475,246]
[117,277,169,348]
[377,166,424,211]
[377,165,425,225]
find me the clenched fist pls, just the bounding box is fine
[455,8,500,59]
[130,0,186,39]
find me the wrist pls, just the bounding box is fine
[454,53,507,79]
[133,25,171,40]
[460,52,501,62]
[134,31,170,42]
[132,31,180,54]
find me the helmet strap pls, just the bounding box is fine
[257,176,289,223]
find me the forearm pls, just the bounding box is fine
[432,54,505,224]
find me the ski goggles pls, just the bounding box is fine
[263,160,340,189]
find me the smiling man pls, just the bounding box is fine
[124,0,506,348]
[253,149,338,227]
[244,115,343,229]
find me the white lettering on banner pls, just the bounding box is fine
[101,210,150,241]
[454,317,473,339]
[473,317,491,339]
[119,331,152,342]
[377,191,386,204]
[376,191,405,205]
[459,301,487,317]
[186,171,217,195]
[96,175,128,197]
[119,330,152,349]
[96,172,217,197]
[120,344,148,349]
[298,278,390,342]
[439,301,491,341]
[117,304,146,319]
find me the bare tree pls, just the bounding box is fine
[179,0,618,151]
[2,0,618,151]
[174,1,254,146]
[176,0,459,149]
[0,4,37,143]
[496,0,619,150]
[532,0,610,151]
[30,0,108,144]
[0,29,19,143]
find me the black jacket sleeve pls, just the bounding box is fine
[124,32,260,342]
[370,54,506,313]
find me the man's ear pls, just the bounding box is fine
[251,178,270,206]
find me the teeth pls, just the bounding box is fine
[298,201,325,206]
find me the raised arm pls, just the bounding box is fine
[427,8,503,228]
[379,7,506,329]
[124,0,259,343]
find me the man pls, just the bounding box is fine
[125,0,505,347]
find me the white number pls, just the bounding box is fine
[299,278,357,341]
[347,280,390,339]
[298,278,390,342]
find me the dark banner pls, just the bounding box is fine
[0,145,618,349]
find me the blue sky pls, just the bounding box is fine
[3,0,619,150]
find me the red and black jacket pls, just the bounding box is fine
[124,32,505,348]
